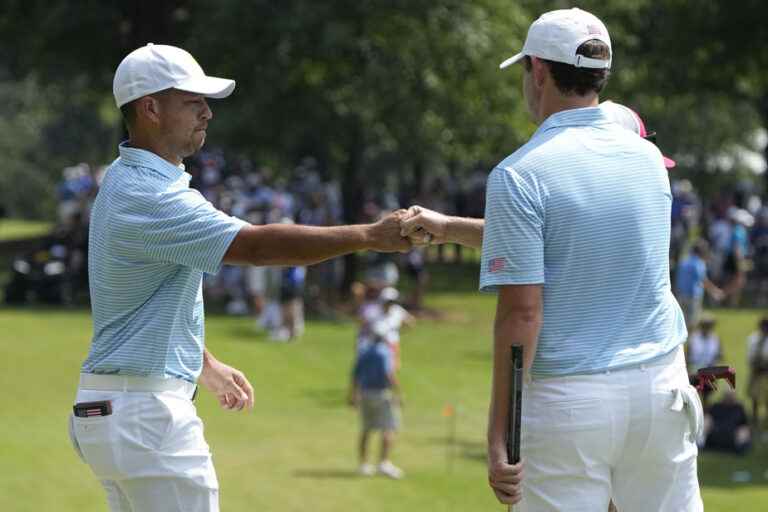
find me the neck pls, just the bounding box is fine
[538,90,599,123]
[128,132,182,167]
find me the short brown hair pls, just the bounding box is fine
[525,39,610,96]
[120,100,137,130]
[119,89,173,130]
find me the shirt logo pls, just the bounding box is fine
[489,257,506,273]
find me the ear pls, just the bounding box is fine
[530,57,548,89]
[135,96,162,125]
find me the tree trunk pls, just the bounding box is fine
[340,120,365,295]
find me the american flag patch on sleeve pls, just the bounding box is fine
[489,257,506,273]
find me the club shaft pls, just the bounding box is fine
[506,345,523,511]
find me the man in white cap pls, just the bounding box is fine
[68,44,409,511]
[403,8,702,512]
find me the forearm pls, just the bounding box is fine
[446,217,484,249]
[487,308,541,448]
[703,279,720,295]
[225,223,372,266]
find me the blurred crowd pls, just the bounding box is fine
[3,151,492,336]
[5,158,768,318]
[684,313,768,458]
[670,178,768,311]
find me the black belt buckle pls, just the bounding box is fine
[73,400,112,418]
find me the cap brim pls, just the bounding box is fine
[663,156,676,169]
[499,53,525,69]
[176,76,236,99]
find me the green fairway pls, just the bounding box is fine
[1,288,766,511]
[0,219,52,241]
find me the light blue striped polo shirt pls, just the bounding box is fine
[480,106,687,377]
[81,143,247,383]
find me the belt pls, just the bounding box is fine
[79,373,197,400]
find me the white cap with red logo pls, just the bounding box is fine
[500,8,611,70]
[113,43,235,108]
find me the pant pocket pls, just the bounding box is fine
[67,414,85,463]
[72,415,119,479]
[669,385,704,442]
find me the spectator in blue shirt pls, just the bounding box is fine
[675,239,724,329]
[348,321,404,479]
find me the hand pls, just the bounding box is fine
[366,210,411,252]
[199,355,254,411]
[710,288,725,302]
[400,205,449,246]
[487,445,524,505]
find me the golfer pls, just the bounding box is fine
[404,8,702,511]
[67,44,409,511]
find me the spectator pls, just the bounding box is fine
[403,248,428,310]
[747,316,768,429]
[674,239,724,329]
[750,207,768,306]
[277,264,306,341]
[722,207,753,306]
[348,321,404,479]
[703,390,751,455]
[707,211,733,284]
[379,287,415,370]
[685,314,723,406]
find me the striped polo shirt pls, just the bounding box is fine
[480,106,687,377]
[81,143,247,383]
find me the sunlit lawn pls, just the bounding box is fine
[0,264,765,511]
[0,219,52,241]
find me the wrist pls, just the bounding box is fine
[362,223,377,250]
[203,350,215,368]
[444,216,459,244]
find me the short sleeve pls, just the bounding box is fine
[137,187,248,275]
[696,260,707,282]
[480,166,544,292]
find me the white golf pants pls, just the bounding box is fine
[68,375,219,512]
[519,346,703,512]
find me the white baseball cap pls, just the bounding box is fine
[499,8,611,70]
[113,43,236,108]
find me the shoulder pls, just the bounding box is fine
[496,135,559,179]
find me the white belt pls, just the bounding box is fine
[79,373,197,399]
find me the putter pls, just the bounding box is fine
[695,365,736,392]
[507,345,523,510]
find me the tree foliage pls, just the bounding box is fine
[1,0,767,219]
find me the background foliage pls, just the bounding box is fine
[0,0,766,219]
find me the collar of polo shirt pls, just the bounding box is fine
[118,142,190,182]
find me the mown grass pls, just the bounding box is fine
[0,219,52,241]
[0,270,765,511]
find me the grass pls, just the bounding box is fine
[0,267,766,511]
[0,219,52,241]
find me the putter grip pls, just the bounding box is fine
[507,345,523,465]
